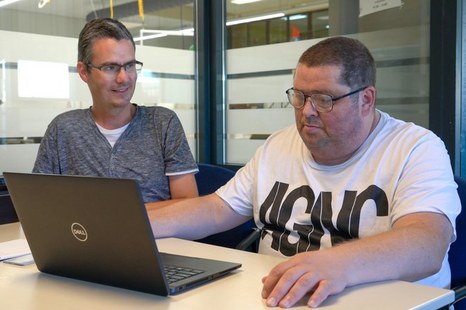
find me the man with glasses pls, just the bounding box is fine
[33,18,198,209]
[149,36,460,307]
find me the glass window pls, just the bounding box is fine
[289,14,308,41]
[225,0,432,166]
[269,17,288,44]
[0,1,196,174]
[229,24,248,48]
[247,20,267,46]
[310,10,329,38]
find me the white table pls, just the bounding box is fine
[0,222,454,309]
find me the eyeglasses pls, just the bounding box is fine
[86,60,143,75]
[285,86,368,112]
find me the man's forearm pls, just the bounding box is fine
[147,193,251,240]
[339,212,452,286]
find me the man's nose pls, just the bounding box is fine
[115,66,130,81]
[302,96,319,116]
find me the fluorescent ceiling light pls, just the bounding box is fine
[289,14,307,21]
[317,15,329,21]
[231,0,262,4]
[0,0,22,8]
[134,33,167,42]
[134,28,194,43]
[226,13,285,26]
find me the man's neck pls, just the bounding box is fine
[92,104,136,130]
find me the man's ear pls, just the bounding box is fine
[361,86,376,115]
[77,61,89,83]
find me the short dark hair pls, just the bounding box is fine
[78,18,135,65]
[298,36,376,89]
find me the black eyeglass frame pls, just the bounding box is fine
[86,60,143,74]
[285,85,369,112]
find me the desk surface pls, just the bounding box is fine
[0,222,454,309]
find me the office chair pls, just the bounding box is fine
[443,176,466,310]
[0,178,19,224]
[194,163,259,252]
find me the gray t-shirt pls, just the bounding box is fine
[33,105,198,203]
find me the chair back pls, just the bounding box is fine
[194,163,256,250]
[195,163,236,196]
[0,177,18,224]
[450,175,466,288]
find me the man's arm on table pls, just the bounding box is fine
[261,212,453,308]
[148,193,251,240]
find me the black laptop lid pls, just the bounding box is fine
[3,172,169,295]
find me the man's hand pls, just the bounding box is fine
[261,251,347,308]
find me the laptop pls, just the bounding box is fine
[3,172,241,296]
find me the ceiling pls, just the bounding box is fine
[4,0,329,31]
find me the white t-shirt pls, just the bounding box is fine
[95,122,129,147]
[216,110,460,288]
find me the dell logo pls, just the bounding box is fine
[71,223,88,242]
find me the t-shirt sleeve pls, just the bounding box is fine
[390,133,460,241]
[161,110,198,175]
[215,146,263,217]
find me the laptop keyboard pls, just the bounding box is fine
[163,265,205,284]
